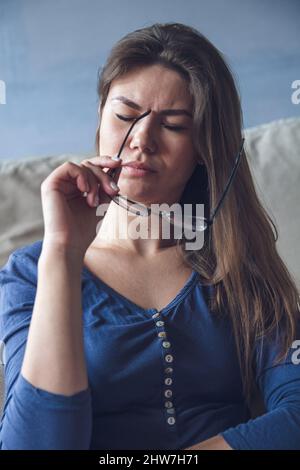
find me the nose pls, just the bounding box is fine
[129,114,157,154]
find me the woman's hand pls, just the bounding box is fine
[40,156,122,259]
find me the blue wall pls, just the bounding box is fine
[0,0,299,160]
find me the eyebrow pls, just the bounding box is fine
[111,95,193,118]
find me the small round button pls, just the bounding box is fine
[165,377,172,385]
[166,408,175,414]
[158,331,166,338]
[165,367,173,374]
[167,417,176,425]
[152,312,160,319]
[165,354,173,363]
[164,389,173,398]
[164,401,173,408]
[156,321,165,327]
[162,341,171,349]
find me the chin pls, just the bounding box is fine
[118,183,155,201]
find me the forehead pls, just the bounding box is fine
[107,64,193,110]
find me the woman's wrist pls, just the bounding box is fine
[40,239,86,270]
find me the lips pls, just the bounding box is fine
[122,161,156,172]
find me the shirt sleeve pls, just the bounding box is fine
[0,249,92,450]
[220,322,300,450]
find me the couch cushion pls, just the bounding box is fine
[243,117,300,288]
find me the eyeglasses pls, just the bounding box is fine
[106,109,245,233]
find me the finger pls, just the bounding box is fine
[43,161,91,195]
[42,161,105,209]
[80,156,122,193]
[83,171,101,207]
[80,161,120,205]
[63,162,98,208]
[81,155,123,168]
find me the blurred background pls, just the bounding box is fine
[0,0,299,160]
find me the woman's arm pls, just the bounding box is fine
[217,332,300,450]
[21,243,87,395]
[0,247,92,449]
[185,434,233,450]
[1,154,121,449]
[184,325,300,451]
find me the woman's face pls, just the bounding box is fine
[98,64,198,206]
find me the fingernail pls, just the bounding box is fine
[110,181,119,191]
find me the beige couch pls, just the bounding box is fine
[1,116,300,414]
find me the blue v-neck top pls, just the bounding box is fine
[0,240,300,450]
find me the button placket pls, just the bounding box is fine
[158,331,166,338]
[152,310,177,427]
[167,417,176,425]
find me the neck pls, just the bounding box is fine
[92,200,179,257]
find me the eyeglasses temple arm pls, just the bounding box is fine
[207,138,245,225]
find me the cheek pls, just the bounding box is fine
[167,144,197,178]
[99,118,122,155]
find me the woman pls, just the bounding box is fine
[0,22,299,450]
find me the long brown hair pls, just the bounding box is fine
[95,22,300,403]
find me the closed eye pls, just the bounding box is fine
[115,114,187,132]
